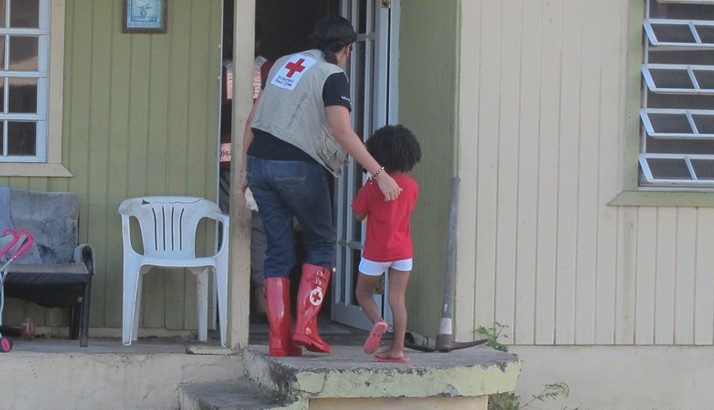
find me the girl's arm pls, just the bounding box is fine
[353,212,366,221]
[326,105,402,202]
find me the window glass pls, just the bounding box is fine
[8,77,37,113]
[692,159,714,179]
[649,158,690,180]
[7,121,36,155]
[640,0,714,187]
[9,36,38,71]
[0,0,47,161]
[10,0,39,28]
[0,1,6,28]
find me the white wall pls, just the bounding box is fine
[512,345,714,409]
[455,0,714,347]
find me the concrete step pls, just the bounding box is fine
[243,344,520,402]
[178,379,306,410]
[2,338,243,410]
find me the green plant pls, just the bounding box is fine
[476,323,574,410]
[475,322,510,352]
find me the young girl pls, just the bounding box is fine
[352,125,421,363]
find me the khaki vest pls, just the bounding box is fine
[251,49,349,176]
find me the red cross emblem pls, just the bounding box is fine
[309,289,324,306]
[285,58,306,78]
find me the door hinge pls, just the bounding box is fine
[381,0,391,9]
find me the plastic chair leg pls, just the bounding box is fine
[132,274,143,341]
[193,267,209,342]
[122,263,141,346]
[216,264,228,347]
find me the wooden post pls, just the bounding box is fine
[228,0,256,349]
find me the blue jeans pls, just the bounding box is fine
[247,156,334,278]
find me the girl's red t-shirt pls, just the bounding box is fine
[351,173,419,262]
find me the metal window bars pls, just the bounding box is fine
[642,64,714,94]
[644,19,714,48]
[639,1,714,186]
[641,108,714,138]
[639,153,714,185]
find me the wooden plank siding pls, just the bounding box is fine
[399,0,459,338]
[0,0,222,331]
[456,0,714,346]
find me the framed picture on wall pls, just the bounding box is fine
[123,0,168,33]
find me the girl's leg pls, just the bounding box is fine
[380,268,410,358]
[355,273,384,324]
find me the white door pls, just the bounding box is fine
[332,0,399,330]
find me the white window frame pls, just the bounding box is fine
[642,64,714,94]
[641,108,714,138]
[639,0,714,188]
[639,152,714,183]
[0,0,70,177]
[644,19,714,47]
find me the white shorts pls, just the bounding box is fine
[358,257,413,276]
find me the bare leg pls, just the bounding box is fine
[379,268,410,359]
[355,273,384,324]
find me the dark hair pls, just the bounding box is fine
[312,15,356,64]
[366,125,422,173]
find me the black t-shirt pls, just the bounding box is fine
[248,72,351,162]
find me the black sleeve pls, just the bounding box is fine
[322,73,352,111]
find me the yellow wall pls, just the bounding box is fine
[399,0,459,338]
[1,0,222,331]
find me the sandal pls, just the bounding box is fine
[363,321,388,354]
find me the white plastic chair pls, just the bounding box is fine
[118,196,229,347]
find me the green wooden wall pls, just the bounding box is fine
[0,0,222,331]
[398,0,459,338]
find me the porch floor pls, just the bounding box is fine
[3,318,368,354]
[248,320,371,347]
[3,322,520,409]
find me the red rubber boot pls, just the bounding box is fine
[292,263,331,353]
[265,278,302,357]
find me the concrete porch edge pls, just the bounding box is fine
[243,344,521,401]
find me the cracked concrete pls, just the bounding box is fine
[2,337,520,409]
[244,344,520,401]
[1,338,243,410]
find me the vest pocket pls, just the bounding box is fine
[317,133,347,174]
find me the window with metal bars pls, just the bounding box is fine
[640,0,714,187]
[0,0,48,163]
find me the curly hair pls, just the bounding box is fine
[365,125,422,173]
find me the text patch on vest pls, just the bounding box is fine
[270,54,318,91]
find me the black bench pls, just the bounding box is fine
[1,189,94,347]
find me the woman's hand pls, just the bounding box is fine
[237,170,249,205]
[325,106,402,202]
[375,171,402,202]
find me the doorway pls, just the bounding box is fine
[332,0,399,330]
[220,0,399,331]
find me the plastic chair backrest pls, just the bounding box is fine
[119,196,220,259]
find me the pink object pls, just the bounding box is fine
[374,351,410,363]
[292,264,332,353]
[363,321,388,354]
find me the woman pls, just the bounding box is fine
[238,15,402,357]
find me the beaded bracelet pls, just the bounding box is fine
[370,166,385,179]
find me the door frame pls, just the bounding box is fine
[331,0,400,330]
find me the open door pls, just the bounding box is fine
[332,0,399,330]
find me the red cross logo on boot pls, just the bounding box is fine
[309,289,324,307]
